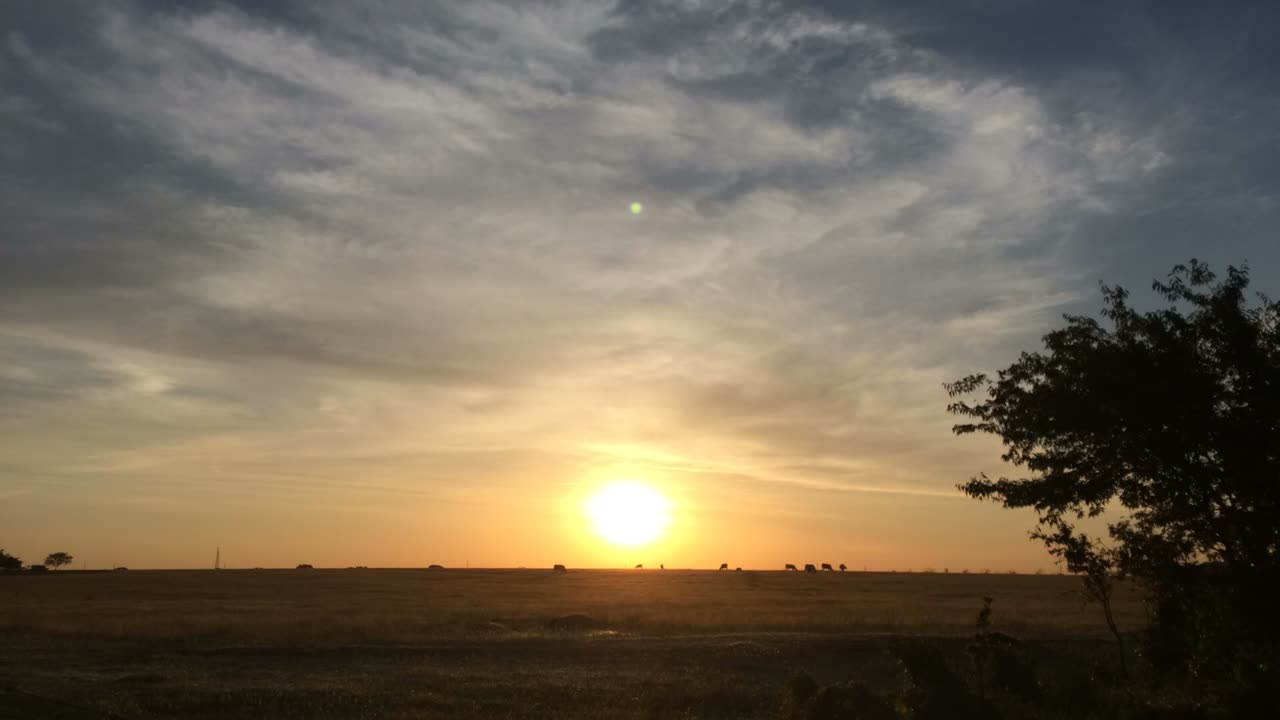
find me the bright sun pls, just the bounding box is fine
[586,481,671,547]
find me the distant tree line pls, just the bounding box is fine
[0,549,73,573]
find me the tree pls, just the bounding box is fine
[0,549,22,572]
[44,552,73,570]
[945,260,1279,686]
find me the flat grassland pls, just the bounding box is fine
[0,569,1144,719]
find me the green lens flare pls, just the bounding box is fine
[630,202,643,215]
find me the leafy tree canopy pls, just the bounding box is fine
[44,552,73,569]
[0,548,22,571]
[946,260,1279,677]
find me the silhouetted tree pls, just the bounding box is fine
[44,552,73,570]
[946,260,1279,688]
[0,549,22,572]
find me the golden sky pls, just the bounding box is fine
[3,2,1278,570]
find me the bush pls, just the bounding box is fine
[0,549,21,573]
[786,670,819,707]
[894,641,997,720]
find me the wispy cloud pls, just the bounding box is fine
[1,0,1277,566]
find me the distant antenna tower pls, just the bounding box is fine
[214,547,221,570]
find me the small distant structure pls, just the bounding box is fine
[427,564,445,570]
[553,564,568,573]
[27,564,48,573]
[839,563,847,572]
[113,567,129,572]
[734,567,742,572]
[634,564,643,569]
[804,563,817,573]
[719,563,729,570]
[295,563,314,570]
[821,563,833,571]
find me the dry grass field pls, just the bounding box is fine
[0,569,1144,719]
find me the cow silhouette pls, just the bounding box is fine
[719,563,729,570]
[839,563,847,572]
[553,564,567,573]
[821,563,833,571]
[804,563,817,572]
[785,564,798,571]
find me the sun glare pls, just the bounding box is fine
[586,481,671,547]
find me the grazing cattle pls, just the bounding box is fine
[804,563,817,572]
[719,563,729,570]
[634,564,643,569]
[785,564,798,571]
[839,563,847,572]
[735,567,742,572]
[821,563,833,571]
[553,564,567,573]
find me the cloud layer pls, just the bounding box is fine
[3,1,1278,568]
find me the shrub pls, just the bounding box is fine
[0,549,21,573]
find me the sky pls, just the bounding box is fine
[2,1,1278,571]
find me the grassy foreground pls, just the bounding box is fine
[0,569,1142,718]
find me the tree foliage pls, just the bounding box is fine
[0,548,22,572]
[44,552,73,570]
[945,260,1279,683]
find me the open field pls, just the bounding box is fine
[0,569,1144,719]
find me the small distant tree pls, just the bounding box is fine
[947,260,1280,687]
[44,552,73,570]
[0,549,22,572]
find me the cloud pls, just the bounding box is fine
[1,0,1277,565]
